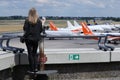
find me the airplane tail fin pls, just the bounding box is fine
[80,22,93,35]
[81,22,98,40]
[74,20,80,27]
[49,21,58,31]
[67,21,74,29]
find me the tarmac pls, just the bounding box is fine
[8,38,120,50]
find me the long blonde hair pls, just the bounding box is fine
[28,8,39,24]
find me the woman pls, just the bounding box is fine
[23,8,43,72]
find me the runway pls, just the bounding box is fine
[8,38,120,50]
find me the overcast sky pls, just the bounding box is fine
[0,0,120,17]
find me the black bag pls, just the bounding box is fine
[20,36,25,43]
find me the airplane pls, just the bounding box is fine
[78,20,118,32]
[86,19,118,32]
[49,21,82,33]
[48,21,119,41]
[73,20,104,32]
[44,29,83,40]
[49,20,103,33]
[44,21,82,39]
[89,19,117,31]
[80,22,120,44]
[41,21,88,40]
[45,30,78,36]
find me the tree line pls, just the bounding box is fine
[0,16,120,21]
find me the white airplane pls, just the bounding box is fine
[49,20,105,33]
[49,21,72,31]
[45,30,79,37]
[44,21,82,39]
[73,20,104,32]
[49,21,82,33]
[87,20,115,31]
[49,21,118,38]
[80,22,120,43]
[44,29,83,40]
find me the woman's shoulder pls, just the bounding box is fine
[23,18,29,24]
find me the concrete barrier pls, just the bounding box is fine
[1,48,120,70]
[45,48,110,64]
[20,48,110,65]
[111,48,120,62]
[0,51,19,71]
[0,48,120,80]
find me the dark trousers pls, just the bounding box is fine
[25,40,38,71]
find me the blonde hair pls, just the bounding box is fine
[28,8,39,24]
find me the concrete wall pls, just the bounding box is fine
[0,48,120,80]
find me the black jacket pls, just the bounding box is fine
[23,18,43,41]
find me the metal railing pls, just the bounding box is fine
[0,35,24,53]
[0,33,120,53]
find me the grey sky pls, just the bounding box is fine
[0,0,120,17]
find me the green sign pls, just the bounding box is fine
[69,54,80,60]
